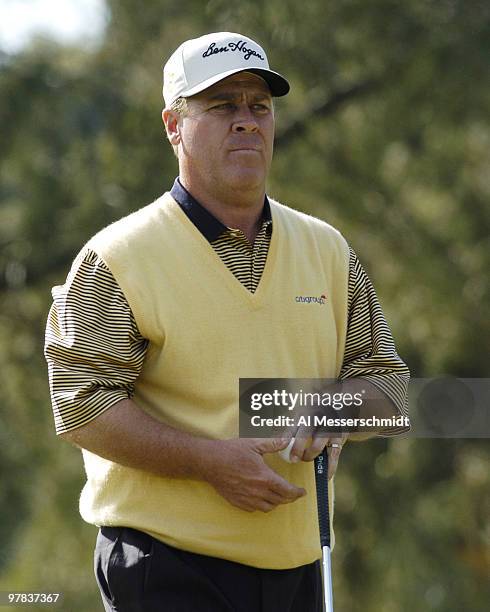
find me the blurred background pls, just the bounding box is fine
[0,0,489,610]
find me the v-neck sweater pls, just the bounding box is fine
[79,191,350,569]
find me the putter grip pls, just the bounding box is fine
[314,449,331,548]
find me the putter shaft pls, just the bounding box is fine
[315,449,334,612]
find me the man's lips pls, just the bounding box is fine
[228,140,263,152]
[229,146,262,152]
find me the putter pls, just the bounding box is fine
[314,448,334,612]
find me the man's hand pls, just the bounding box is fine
[60,400,306,512]
[200,438,306,513]
[286,434,348,480]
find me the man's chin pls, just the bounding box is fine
[226,168,267,191]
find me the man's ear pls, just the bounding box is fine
[162,109,181,145]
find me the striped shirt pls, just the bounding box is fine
[45,179,410,435]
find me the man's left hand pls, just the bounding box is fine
[288,434,348,480]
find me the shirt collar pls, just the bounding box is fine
[170,177,272,243]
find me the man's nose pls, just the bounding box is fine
[232,105,259,133]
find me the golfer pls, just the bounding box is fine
[45,32,409,612]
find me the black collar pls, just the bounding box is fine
[170,178,272,243]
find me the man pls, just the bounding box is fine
[45,32,409,611]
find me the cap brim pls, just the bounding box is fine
[180,67,290,100]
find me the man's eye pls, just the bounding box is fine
[252,104,270,112]
[211,103,235,111]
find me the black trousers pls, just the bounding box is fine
[94,526,322,612]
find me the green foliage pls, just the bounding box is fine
[0,1,489,610]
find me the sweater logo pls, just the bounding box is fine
[295,294,327,305]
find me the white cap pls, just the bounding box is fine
[163,32,290,107]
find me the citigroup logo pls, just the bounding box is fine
[295,294,327,305]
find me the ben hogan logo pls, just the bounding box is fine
[202,41,265,61]
[295,294,327,305]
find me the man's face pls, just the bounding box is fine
[167,72,275,199]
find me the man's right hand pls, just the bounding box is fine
[60,400,305,513]
[199,438,306,513]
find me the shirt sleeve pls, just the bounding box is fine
[44,249,149,435]
[339,247,410,436]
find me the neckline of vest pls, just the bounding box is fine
[161,193,280,308]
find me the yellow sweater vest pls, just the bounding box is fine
[80,192,349,569]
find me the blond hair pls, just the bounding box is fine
[166,97,188,158]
